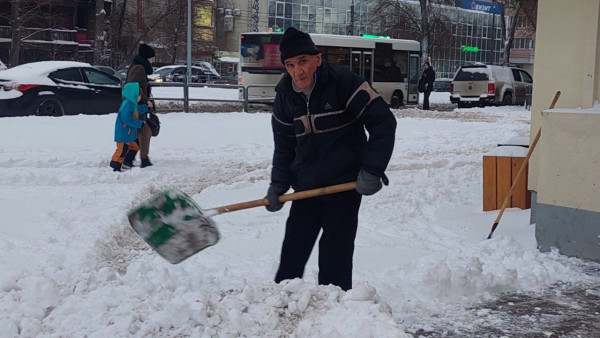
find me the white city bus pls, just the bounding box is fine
[239,32,420,108]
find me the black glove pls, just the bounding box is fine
[356,170,388,196]
[265,184,289,212]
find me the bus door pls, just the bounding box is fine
[351,50,373,84]
[407,53,420,104]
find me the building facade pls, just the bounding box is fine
[529,0,600,262]
[0,0,110,66]
[217,0,534,79]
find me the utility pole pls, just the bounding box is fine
[185,0,192,113]
[349,0,355,35]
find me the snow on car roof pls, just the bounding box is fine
[0,61,92,85]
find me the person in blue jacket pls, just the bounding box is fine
[109,82,147,172]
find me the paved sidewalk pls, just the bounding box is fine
[415,264,600,337]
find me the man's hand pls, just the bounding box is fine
[356,170,383,196]
[147,100,154,108]
[265,184,289,212]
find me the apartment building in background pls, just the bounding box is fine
[0,0,111,66]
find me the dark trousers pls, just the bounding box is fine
[275,190,362,291]
[423,89,432,110]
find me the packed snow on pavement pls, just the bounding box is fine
[1,92,599,337]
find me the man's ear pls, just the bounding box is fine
[316,54,322,66]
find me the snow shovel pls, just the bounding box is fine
[127,182,357,264]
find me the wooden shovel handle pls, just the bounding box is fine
[211,182,357,215]
[487,90,561,239]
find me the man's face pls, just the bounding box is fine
[424,63,429,69]
[284,54,322,90]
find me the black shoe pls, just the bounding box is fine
[109,161,122,172]
[123,150,137,168]
[141,158,153,168]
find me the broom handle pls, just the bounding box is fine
[487,90,561,239]
[210,182,357,215]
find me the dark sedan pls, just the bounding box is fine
[0,61,122,117]
[151,65,213,83]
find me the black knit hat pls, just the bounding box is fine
[138,43,155,59]
[279,27,319,63]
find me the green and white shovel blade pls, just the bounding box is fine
[127,190,220,264]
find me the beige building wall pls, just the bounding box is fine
[530,0,600,212]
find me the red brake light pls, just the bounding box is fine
[450,83,454,93]
[488,83,495,95]
[17,84,40,92]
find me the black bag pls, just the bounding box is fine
[418,78,426,93]
[147,111,160,137]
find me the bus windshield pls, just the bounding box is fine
[240,34,284,74]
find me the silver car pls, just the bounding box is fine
[450,63,533,108]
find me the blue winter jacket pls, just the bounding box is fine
[114,82,147,142]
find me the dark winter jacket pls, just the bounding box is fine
[126,54,152,104]
[271,60,397,191]
[419,67,436,93]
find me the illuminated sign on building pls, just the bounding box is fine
[461,45,479,52]
[455,0,501,14]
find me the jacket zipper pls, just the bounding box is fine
[301,79,317,134]
[304,96,313,133]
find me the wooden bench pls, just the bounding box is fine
[483,137,532,211]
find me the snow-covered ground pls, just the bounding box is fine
[1,92,598,337]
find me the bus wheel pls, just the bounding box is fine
[390,91,403,109]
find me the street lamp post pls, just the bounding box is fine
[185,0,192,113]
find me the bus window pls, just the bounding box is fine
[240,34,284,74]
[393,50,408,82]
[319,46,351,70]
[374,49,406,83]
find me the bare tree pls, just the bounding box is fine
[367,0,454,63]
[498,0,522,65]
[498,0,537,66]
[109,0,205,68]
[2,0,72,66]
[9,0,20,66]
[108,0,129,68]
[94,0,107,65]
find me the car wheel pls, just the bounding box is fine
[390,90,403,109]
[37,100,64,117]
[502,93,512,106]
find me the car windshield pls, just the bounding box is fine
[155,68,175,76]
[454,66,489,81]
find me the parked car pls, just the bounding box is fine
[195,61,221,82]
[94,65,116,76]
[433,78,452,92]
[151,65,212,83]
[214,72,238,85]
[0,61,122,117]
[114,67,129,83]
[450,63,533,108]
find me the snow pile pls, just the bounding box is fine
[0,104,596,336]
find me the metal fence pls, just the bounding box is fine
[149,82,277,112]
